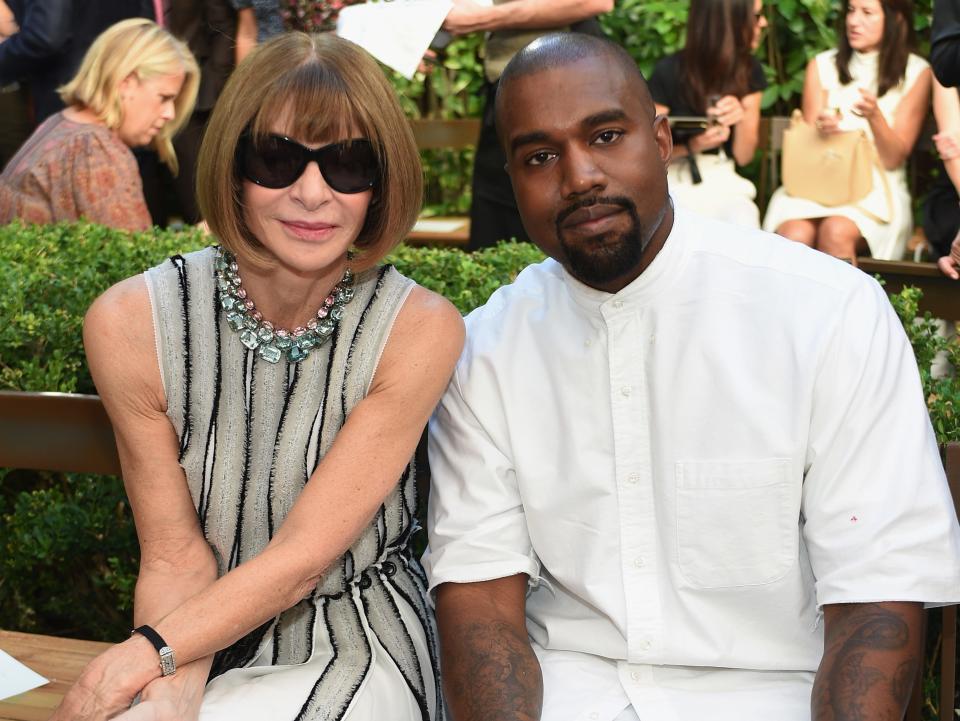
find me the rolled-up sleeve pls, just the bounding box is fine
[801,277,960,608]
[424,363,541,593]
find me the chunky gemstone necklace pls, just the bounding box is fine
[214,247,356,364]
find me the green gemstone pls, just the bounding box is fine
[317,319,335,336]
[258,343,282,363]
[275,335,293,349]
[257,326,275,343]
[239,328,259,350]
[330,306,345,322]
[220,295,235,311]
[298,335,316,350]
[243,315,258,330]
[288,344,309,363]
[227,311,245,332]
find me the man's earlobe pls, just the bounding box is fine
[652,114,674,164]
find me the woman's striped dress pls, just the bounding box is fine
[144,247,442,721]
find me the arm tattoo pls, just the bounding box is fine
[812,603,920,721]
[442,620,543,721]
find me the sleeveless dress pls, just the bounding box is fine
[144,247,443,721]
[763,49,930,260]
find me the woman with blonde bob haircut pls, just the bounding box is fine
[51,32,462,721]
[0,18,198,230]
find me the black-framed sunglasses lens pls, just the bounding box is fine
[240,135,378,193]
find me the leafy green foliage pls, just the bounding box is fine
[385,34,485,216]
[889,286,960,445]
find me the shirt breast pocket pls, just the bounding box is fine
[675,458,799,589]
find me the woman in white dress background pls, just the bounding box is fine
[763,0,931,261]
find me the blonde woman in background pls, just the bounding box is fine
[0,18,198,231]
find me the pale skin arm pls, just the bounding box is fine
[932,78,960,279]
[812,601,923,721]
[803,57,932,170]
[436,575,542,721]
[51,277,465,721]
[442,0,613,36]
[73,276,219,721]
[234,7,256,65]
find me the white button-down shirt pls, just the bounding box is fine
[425,209,960,721]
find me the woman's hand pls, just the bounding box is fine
[49,640,156,721]
[853,87,881,120]
[708,95,745,128]
[934,129,960,160]
[689,124,731,153]
[815,108,843,135]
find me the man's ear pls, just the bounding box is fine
[652,114,673,168]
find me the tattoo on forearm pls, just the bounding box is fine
[442,620,543,721]
[812,604,919,721]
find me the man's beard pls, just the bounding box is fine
[555,196,646,287]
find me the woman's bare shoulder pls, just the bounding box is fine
[84,274,165,411]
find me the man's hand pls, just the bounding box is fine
[436,575,542,721]
[812,601,923,721]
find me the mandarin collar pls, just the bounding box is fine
[562,201,690,315]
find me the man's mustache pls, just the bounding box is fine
[555,196,638,229]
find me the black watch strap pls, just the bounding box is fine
[132,624,177,676]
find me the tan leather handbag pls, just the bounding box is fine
[781,110,889,216]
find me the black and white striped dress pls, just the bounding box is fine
[144,247,442,721]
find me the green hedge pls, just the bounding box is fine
[1,221,957,646]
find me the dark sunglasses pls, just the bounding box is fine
[238,134,379,193]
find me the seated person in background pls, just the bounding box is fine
[50,32,461,721]
[926,75,960,279]
[763,0,931,261]
[648,0,767,229]
[0,18,198,231]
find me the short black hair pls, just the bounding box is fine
[495,33,655,124]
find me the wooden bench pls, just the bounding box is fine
[406,118,480,248]
[0,391,120,721]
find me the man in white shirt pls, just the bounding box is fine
[424,33,960,721]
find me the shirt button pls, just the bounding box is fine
[634,556,645,568]
[630,670,641,682]
[627,472,640,484]
[639,639,651,651]
[613,300,624,309]
[589,714,599,720]
[620,385,632,397]
[584,338,592,347]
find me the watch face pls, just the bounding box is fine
[158,646,176,676]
